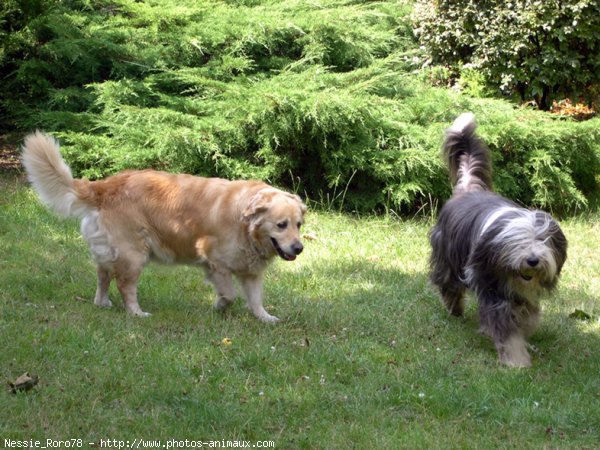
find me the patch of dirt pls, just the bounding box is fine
[0,133,22,172]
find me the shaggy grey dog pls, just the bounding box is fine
[429,113,567,367]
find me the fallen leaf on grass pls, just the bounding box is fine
[221,337,232,346]
[7,372,38,393]
[569,309,592,321]
[302,232,318,241]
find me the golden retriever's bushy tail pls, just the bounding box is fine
[21,131,94,218]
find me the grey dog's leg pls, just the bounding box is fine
[438,279,466,316]
[495,333,532,368]
[480,299,531,368]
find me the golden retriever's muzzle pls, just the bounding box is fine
[271,238,303,261]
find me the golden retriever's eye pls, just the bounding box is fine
[277,221,288,229]
[297,222,302,230]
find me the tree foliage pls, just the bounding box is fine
[1,0,599,213]
[413,0,600,110]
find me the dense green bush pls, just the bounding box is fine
[413,0,600,110]
[1,0,599,214]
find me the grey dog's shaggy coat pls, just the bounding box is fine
[429,113,567,367]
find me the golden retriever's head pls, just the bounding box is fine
[243,188,307,261]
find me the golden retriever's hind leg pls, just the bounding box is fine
[239,274,279,323]
[116,268,150,317]
[206,269,236,312]
[94,266,113,307]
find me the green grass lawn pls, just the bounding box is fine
[1,172,599,449]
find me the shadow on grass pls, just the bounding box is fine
[438,285,600,380]
[14,221,599,363]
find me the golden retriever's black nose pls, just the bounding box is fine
[292,241,304,255]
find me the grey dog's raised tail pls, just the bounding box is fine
[444,112,493,194]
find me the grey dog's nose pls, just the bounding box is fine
[526,257,539,267]
[292,241,304,255]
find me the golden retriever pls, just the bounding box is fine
[21,131,306,322]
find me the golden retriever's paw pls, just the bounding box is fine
[94,297,113,308]
[214,297,233,312]
[127,309,152,317]
[257,313,280,323]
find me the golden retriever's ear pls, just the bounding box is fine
[286,193,307,214]
[243,190,273,220]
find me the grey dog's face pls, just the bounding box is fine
[494,211,567,292]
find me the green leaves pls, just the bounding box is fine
[413,0,600,110]
[1,0,599,213]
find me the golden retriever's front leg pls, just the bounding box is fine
[239,274,279,323]
[206,268,236,312]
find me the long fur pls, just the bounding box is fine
[429,113,567,367]
[22,131,307,323]
[21,131,93,218]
